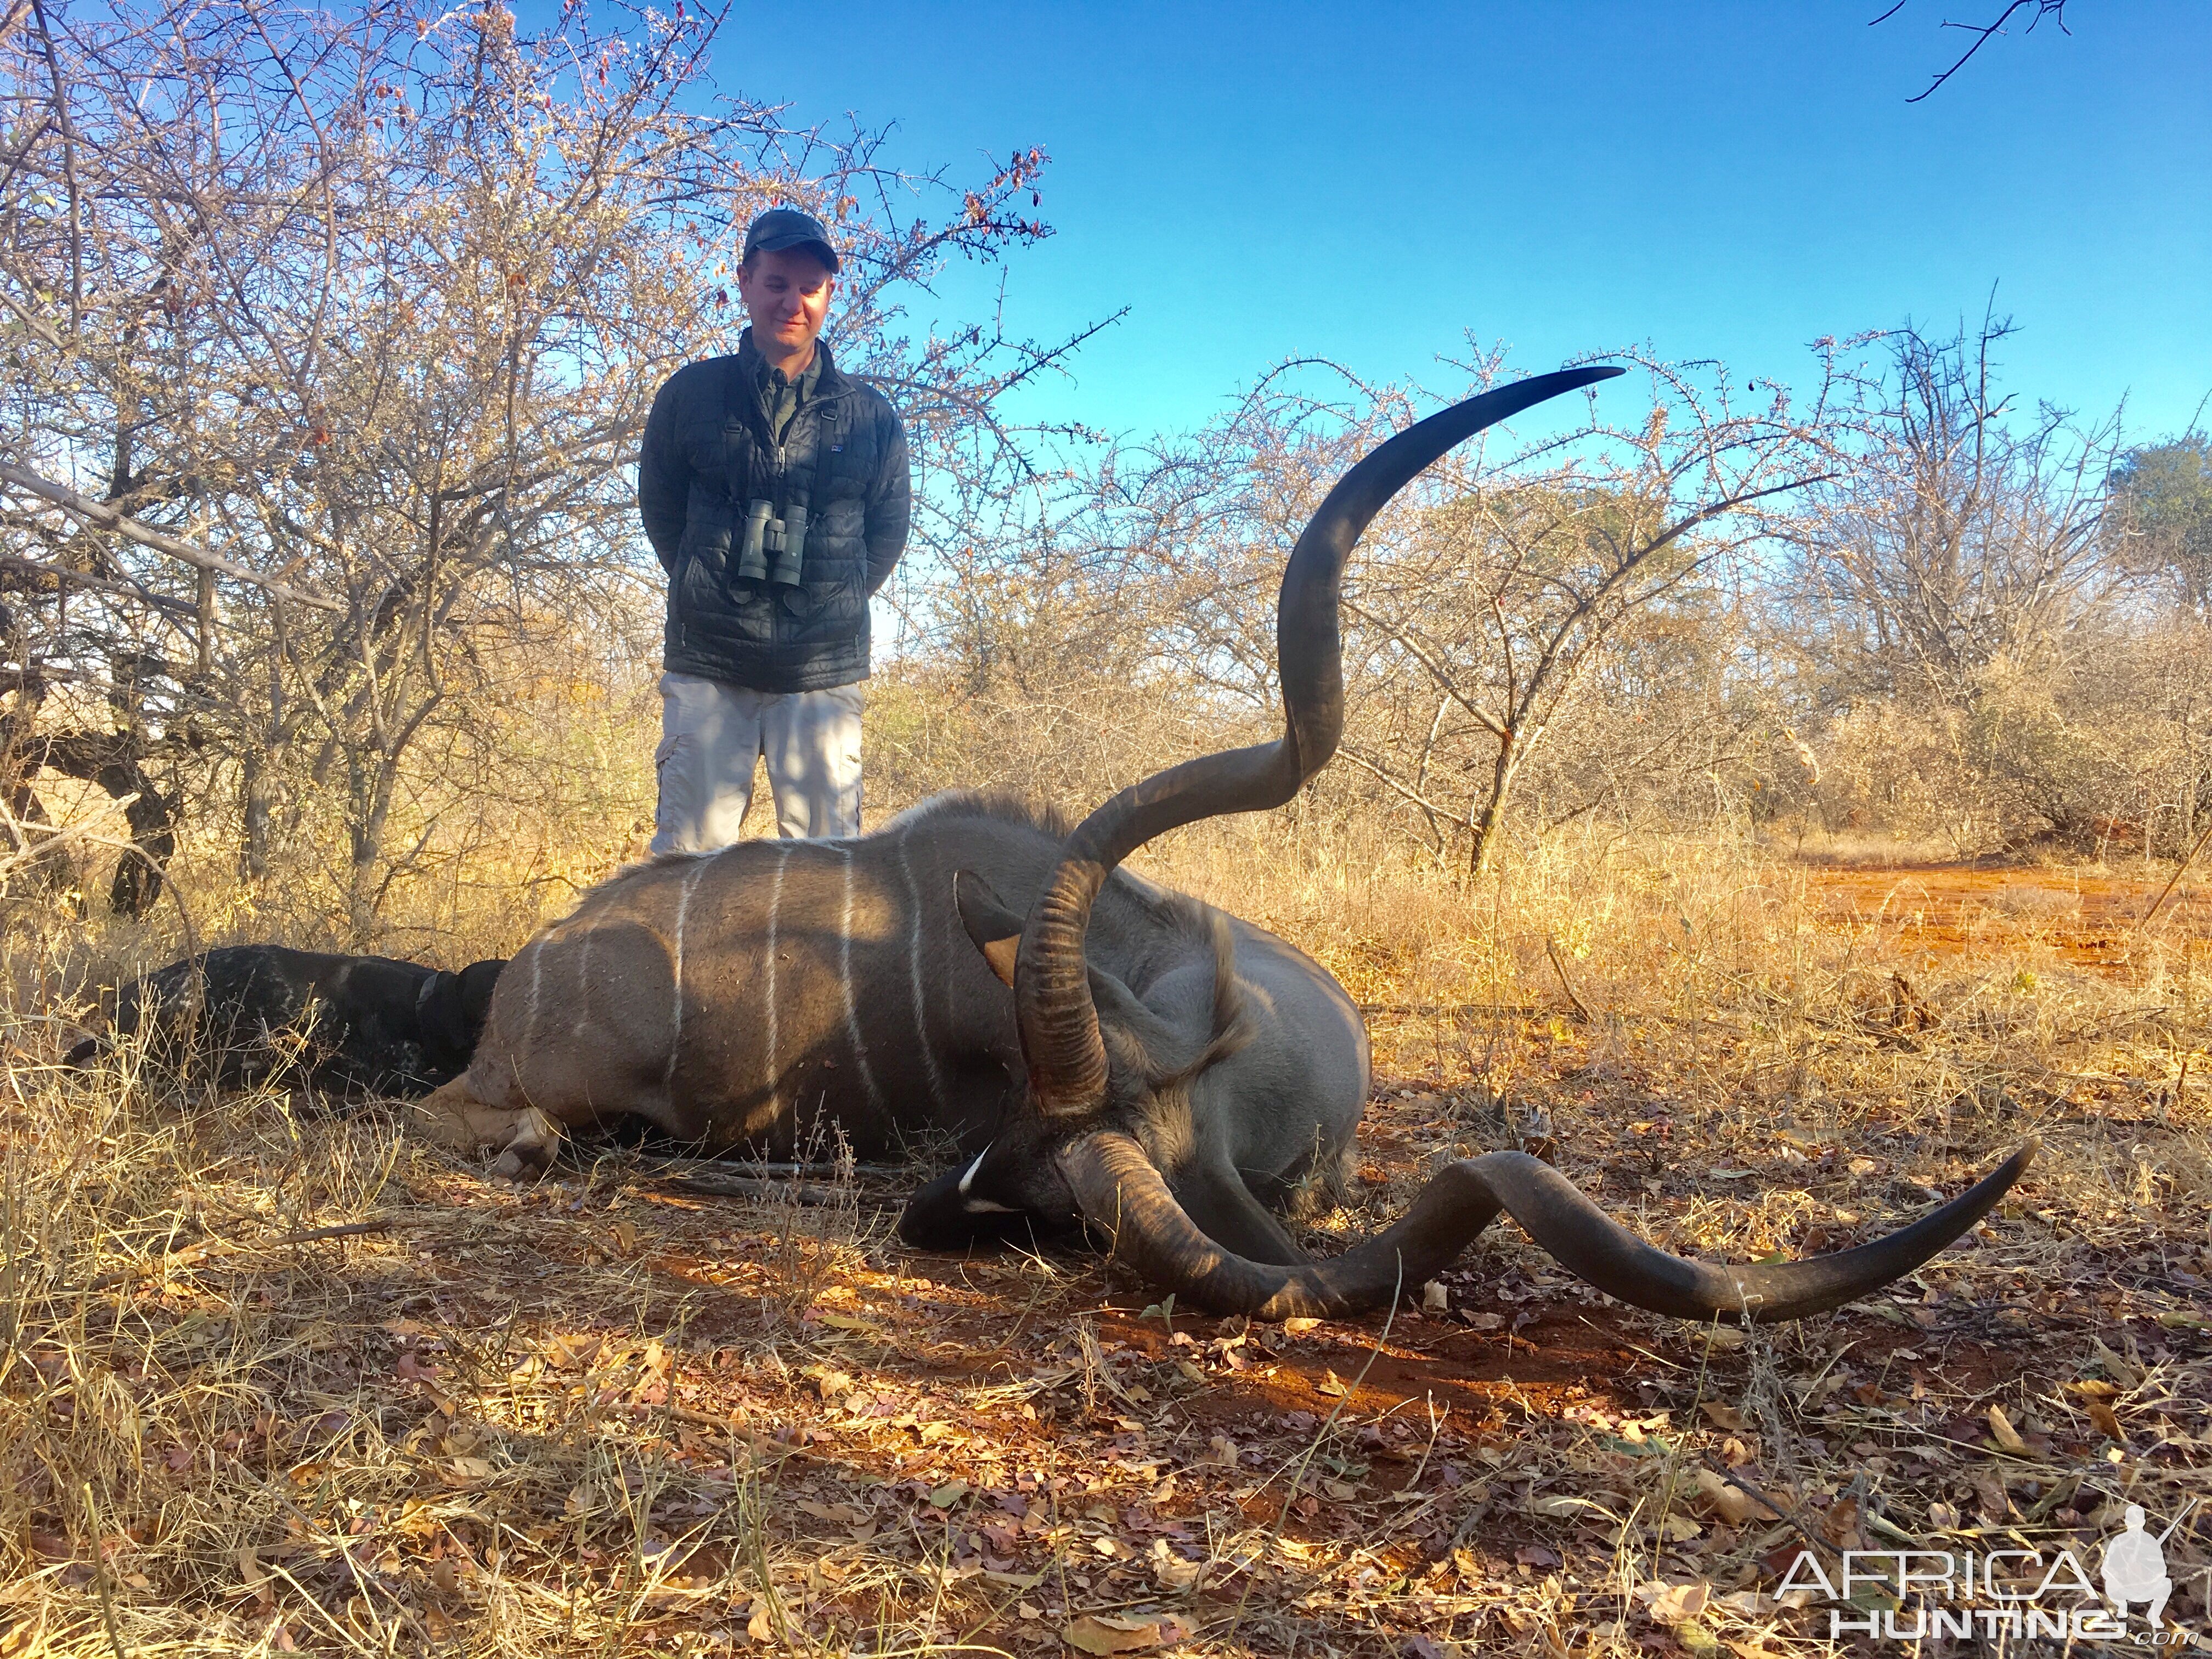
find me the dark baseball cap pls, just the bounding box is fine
[742,206,839,273]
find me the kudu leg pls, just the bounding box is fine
[414,1077,564,1179]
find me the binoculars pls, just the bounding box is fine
[735,498,808,586]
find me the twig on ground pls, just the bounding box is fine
[633,1155,909,1182]
[1546,936,1596,1025]
[646,1172,859,1206]
[81,1215,400,1293]
[2134,816,2212,939]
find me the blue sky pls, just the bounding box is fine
[730,1,2210,445]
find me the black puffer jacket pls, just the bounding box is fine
[639,337,910,692]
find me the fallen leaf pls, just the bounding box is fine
[1692,1469,1775,1526]
[0,1605,47,1659]
[1316,1370,1350,1398]
[611,1220,640,1254]
[545,1333,600,1370]
[2090,1338,2143,1389]
[1967,1468,2010,1521]
[1064,1612,1170,1654]
[1644,1580,1712,1624]
[927,1480,970,1509]
[1530,1493,1588,1517]
[745,1600,774,1644]
[1283,1317,1321,1335]
[1985,1404,2028,1454]
[1153,1554,1201,1590]
[1821,1497,1864,1550]
[2086,1400,2126,1443]
[1699,1402,1750,1433]
[1421,1280,1449,1312]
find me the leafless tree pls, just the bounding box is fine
[927,351,1841,877]
[2,0,1086,938]
[1776,315,2136,847]
[1332,349,1836,874]
[1871,0,2073,101]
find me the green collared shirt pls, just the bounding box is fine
[742,330,822,449]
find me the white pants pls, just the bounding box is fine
[649,672,863,853]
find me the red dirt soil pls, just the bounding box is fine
[1801,861,2212,973]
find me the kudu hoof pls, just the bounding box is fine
[488,1108,562,1180]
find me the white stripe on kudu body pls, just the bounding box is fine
[838,845,883,1110]
[896,830,950,1114]
[665,856,710,1085]
[522,936,544,1048]
[765,844,788,1106]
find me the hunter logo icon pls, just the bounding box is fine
[1778,1494,2200,1643]
[2103,1502,2192,1630]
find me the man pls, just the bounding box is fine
[638,206,910,850]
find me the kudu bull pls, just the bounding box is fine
[422,366,2033,1320]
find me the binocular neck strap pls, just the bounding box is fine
[785,394,841,518]
[726,381,837,525]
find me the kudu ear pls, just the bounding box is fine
[415,970,472,1054]
[955,870,1023,989]
[458,959,505,1034]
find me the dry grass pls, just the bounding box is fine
[4,822,2209,1657]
